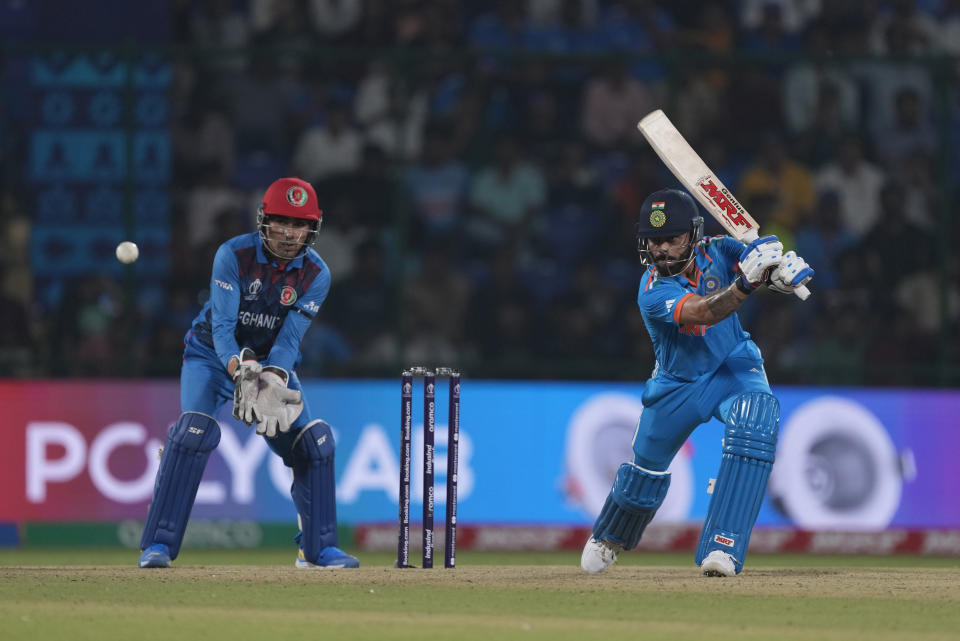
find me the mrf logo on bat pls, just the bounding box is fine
[697,175,754,232]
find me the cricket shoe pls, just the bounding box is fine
[700,550,737,577]
[580,537,622,574]
[138,543,171,568]
[295,546,359,569]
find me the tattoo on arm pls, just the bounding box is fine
[704,286,745,322]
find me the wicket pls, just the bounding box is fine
[397,366,460,569]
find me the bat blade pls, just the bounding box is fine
[637,109,809,300]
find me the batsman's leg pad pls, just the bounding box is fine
[696,391,780,572]
[592,462,671,550]
[139,412,220,560]
[290,420,339,562]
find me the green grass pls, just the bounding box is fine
[1,549,958,641]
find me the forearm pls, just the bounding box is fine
[677,284,750,325]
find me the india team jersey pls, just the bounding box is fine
[638,236,754,381]
[185,232,330,372]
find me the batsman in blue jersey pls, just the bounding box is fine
[139,177,359,569]
[581,188,813,576]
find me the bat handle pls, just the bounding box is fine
[795,284,810,300]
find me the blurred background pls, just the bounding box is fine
[1,0,957,385]
[1,0,959,554]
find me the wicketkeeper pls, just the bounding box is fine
[580,188,813,576]
[139,177,358,569]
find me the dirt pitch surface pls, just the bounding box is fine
[6,563,960,599]
[3,556,960,641]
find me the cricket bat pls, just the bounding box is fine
[637,109,810,300]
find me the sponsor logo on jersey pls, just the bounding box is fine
[303,300,320,314]
[714,534,735,547]
[280,285,298,306]
[215,280,234,291]
[287,186,308,207]
[238,311,281,329]
[665,298,676,313]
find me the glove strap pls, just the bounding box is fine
[232,347,259,380]
[262,365,290,385]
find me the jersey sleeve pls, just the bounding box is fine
[715,236,747,270]
[266,263,331,372]
[209,243,243,369]
[638,277,693,327]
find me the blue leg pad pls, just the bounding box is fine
[290,420,339,562]
[696,392,780,572]
[592,463,671,550]
[140,412,220,560]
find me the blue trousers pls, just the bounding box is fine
[180,342,311,461]
[633,341,772,471]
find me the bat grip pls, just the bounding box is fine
[794,284,810,300]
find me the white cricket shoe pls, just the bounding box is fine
[700,550,737,577]
[581,537,622,574]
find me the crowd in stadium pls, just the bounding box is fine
[1,0,958,384]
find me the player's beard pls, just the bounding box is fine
[654,245,695,277]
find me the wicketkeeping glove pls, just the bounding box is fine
[254,366,304,438]
[737,235,783,293]
[232,347,262,425]
[766,250,814,294]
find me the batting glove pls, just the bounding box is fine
[737,235,783,293]
[766,250,814,294]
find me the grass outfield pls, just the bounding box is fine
[1,549,959,641]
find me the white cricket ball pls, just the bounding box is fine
[116,241,139,264]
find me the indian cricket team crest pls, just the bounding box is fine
[280,285,298,306]
[703,275,721,293]
[286,186,309,207]
[650,201,666,228]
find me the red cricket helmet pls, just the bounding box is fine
[257,177,323,260]
[259,177,322,222]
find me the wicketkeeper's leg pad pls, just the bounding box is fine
[139,412,220,560]
[290,420,339,562]
[592,462,671,550]
[696,391,780,573]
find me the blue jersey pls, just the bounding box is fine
[638,236,755,382]
[184,232,331,372]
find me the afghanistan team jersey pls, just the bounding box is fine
[185,232,331,373]
[638,235,757,382]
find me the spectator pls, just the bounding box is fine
[579,57,652,149]
[292,101,363,183]
[402,126,469,249]
[814,136,886,238]
[328,237,396,355]
[467,134,547,254]
[873,87,936,167]
[737,133,817,239]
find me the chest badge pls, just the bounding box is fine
[280,285,298,306]
[244,278,263,301]
[703,275,721,294]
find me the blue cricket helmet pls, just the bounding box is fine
[636,188,704,275]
